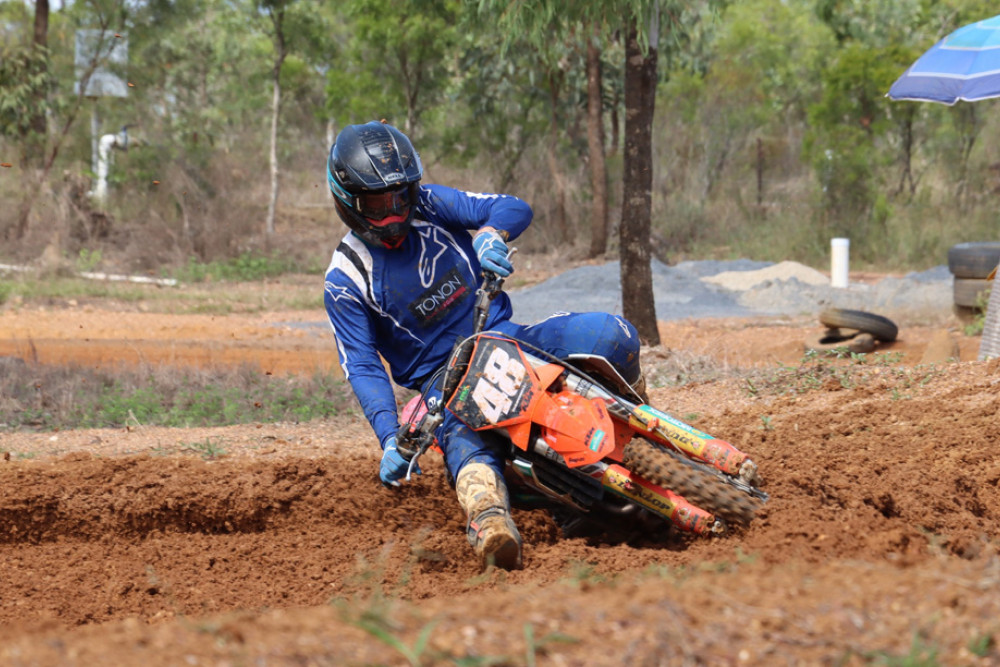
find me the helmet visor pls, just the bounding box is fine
[356,185,412,223]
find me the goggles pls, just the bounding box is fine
[356,185,412,223]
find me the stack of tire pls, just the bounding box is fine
[947,242,1000,360]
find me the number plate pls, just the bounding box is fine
[447,337,535,428]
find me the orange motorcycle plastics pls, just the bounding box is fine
[447,335,616,467]
[626,405,747,476]
[602,463,716,534]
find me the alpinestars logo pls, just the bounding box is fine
[408,267,470,325]
[416,226,449,288]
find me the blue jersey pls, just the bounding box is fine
[324,184,533,449]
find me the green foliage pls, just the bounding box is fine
[180,437,227,460]
[326,0,460,136]
[172,252,301,283]
[523,623,579,667]
[76,248,103,272]
[5,0,1000,274]
[94,385,164,426]
[435,33,549,186]
[962,287,992,335]
[805,40,907,236]
[967,632,995,658]
[0,44,52,140]
[860,632,940,666]
[746,348,941,398]
[0,361,354,431]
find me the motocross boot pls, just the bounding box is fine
[456,462,523,570]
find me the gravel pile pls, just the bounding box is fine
[508,259,954,325]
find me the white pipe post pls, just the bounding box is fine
[93,133,120,204]
[831,238,850,288]
[90,104,100,193]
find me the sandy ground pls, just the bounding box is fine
[2,283,1000,666]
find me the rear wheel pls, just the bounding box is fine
[622,439,760,528]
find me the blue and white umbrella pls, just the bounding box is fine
[888,14,1000,105]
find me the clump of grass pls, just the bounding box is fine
[962,287,992,336]
[171,252,306,283]
[744,349,942,399]
[181,437,227,460]
[0,280,14,305]
[0,358,355,431]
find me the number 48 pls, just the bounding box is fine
[471,346,526,423]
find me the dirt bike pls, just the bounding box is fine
[395,271,768,538]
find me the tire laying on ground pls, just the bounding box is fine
[818,308,898,343]
[948,242,1000,279]
[953,278,992,309]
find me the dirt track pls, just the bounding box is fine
[2,300,1000,665]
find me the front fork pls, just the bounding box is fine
[601,463,722,534]
[563,374,759,485]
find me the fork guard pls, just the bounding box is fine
[625,405,748,476]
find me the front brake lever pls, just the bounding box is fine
[396,409,443,482]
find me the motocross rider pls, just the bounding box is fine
[324,120,647,570]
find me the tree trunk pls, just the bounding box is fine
[399,51,420,138]
[265,10,287,240]
[619,16,660,346]
[586,23,609,259]
[546,72,568,242]
[266,70,281,239]
[29,0,50,142]
[14,32,104,241]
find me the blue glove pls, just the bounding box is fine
[472,230,513,277]
[379,436,421,487]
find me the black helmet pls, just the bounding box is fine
[327,121,423,249]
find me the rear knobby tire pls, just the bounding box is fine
[623,439,759,528]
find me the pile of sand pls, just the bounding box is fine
[701,261,829,291]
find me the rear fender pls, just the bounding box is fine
[564,353,637,400]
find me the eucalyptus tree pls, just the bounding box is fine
[0,1,50,156]
[0,41,52,239]
[438,32,549,193]
[325,0,460,141]
[664,0,831,203]
[7,0,128,242]
[482,0,728,345]
[28,0,50,149]
[478,0,615,256]
[253,0,329,239]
